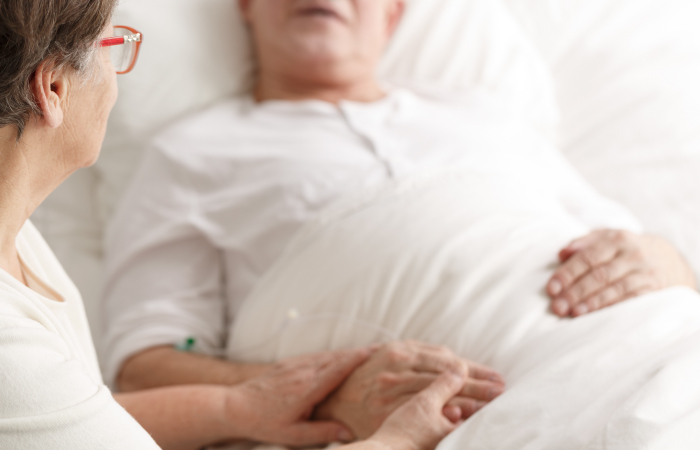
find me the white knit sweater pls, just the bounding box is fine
[0,221,159,449]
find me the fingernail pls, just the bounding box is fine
[573,304,589,316]
[549,279,562,296]
[489,374,505,384]
[338,430,354,442]
[489,386,504,399]
[553,299,569,316]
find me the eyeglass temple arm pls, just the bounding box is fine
[99,33,141,48]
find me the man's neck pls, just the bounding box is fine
[254,72,386,104]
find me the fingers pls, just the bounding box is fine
[286,421,355,447]
[459,378,504,401]
[383,342,501,385]
[410,344,466,375]
[467,361,505,385]
[570,273,656,317]
[558,231,605,262]
[446,396,487,419]
[393,371,503,402]
[553,252,641,316]
[548,239,620,303]
[372,373,466,450]
[307,348,373,404]
[442,405,463,424]
[417,372,467,411]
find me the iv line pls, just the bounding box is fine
[176,308,400,358]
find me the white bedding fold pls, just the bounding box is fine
[227,171,700,449]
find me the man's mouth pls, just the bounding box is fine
[297,6,346,23]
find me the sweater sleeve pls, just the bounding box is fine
[0,316,161,449]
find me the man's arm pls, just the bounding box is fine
[116,348,371,450]
[118,346,270,392]
[102,146,230,388]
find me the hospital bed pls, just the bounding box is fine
[31,0,700,446]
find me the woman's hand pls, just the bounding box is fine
[314,341,504,439]
[548,230,697,317]
[223,348,372,447]
[365,369,469,450]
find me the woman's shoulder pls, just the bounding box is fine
[0,279,78,398]
[16,220,83,303]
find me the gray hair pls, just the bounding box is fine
[0,0,118,139]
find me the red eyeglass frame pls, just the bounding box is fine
[98,25,143,74]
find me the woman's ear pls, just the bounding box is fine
[31,61,65,129]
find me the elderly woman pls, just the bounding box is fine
[0,1,472,449]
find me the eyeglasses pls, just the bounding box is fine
[98,25,143,74]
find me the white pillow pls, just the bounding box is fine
[504,0,700,278]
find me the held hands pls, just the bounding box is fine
[225,348,371,447]
[548,230,698,317]
[367,369,470,450]
[314,341,505,439]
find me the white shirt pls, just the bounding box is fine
[101,89,641,387]
[0,221,160,449]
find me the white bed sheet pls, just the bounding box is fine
[228,171,700,449]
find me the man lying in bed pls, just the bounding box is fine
[101,0,697,442]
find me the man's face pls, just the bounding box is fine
[240,0,404,82]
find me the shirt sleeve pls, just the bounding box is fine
[0,316,160,450]
[101,145,226,390]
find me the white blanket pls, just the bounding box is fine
[227,171,700,449]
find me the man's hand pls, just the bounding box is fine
[548,230,698,318]
[225,348,372,447]
[314,341,505,439]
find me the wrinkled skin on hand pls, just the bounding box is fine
[228,348,371,447]
[314,341,505,439]
[548,230,698,317]
[368,370,470,450]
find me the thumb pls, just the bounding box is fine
[309,348,372,403]
[287,421,355,446]
[418,372,467,410]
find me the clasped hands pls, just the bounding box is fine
[314,341,505,439]
[548,229,697,317]
[227,341,505,449]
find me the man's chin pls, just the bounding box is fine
[285,37,353,66]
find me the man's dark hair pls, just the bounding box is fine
[0,0,117,138]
